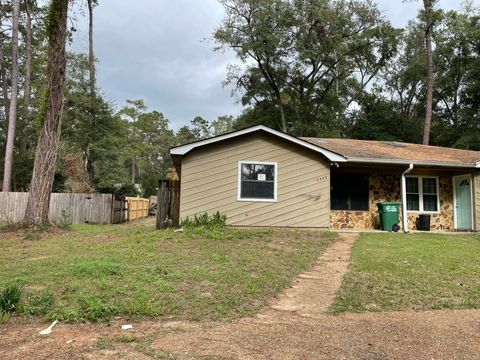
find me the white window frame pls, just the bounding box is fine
[405,176,440,213]
[237,161,278,202]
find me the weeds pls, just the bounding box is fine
[182,211,227,228]
[0,283,23,322]
[56,209,72,230]
[23,291,54,316]
[79,297,118,322]
[23,232,42,241]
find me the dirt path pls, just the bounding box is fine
[2,232,480,360]
[270,232,357,317]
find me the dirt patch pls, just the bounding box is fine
[25,256,51,262]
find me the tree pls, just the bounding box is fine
[175,125,196,145]
[25,0,69,225]
[118,99,147,183]
[211,115,235,135]
[2,0,20,191]
[215,0,398,136]
[86,0,97,182]
[62,53,128,190]
[422,0,438,145]
[190,115,211,139]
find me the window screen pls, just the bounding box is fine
[239,163,276,200]
[331,173,369,211]
[406,177,438,212]
[406,177,420,211]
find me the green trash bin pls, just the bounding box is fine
[377,202,401,232]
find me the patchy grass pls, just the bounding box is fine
[0,219,334,323]
[332,232,480,313]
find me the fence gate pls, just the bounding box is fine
[112,195,128,224]
[156,180,180,229]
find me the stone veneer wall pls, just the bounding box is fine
[330,174,454,231]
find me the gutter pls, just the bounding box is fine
[401,164,414,233]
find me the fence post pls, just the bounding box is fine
[156,180,165,229]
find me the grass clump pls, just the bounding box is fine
[0,283,23,322]
[23,232,42,241]
[332,232,480,314]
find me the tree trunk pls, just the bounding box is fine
[0,1,3,126]
[86,0,96,184]
[1,59,8,123]
[2,0,21,192]
[0,40,4,126]
[19,0,33,154]
[25,0,69,225]
[24,0,33,102]
[422,0,434,145]
[88,0,95,99]
[275,93,287,133]
[131,159,136,184]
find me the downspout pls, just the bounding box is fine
[401,164,414,233]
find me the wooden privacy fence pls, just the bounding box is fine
[0,192,113,224]
[156,180,180,228]
[125,197,149,221]
[112,195,128,224]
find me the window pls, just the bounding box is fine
[238,161,277,201]
[331,173,369,211]
[406,177,439,212]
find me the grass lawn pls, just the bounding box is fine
[332,232,480,313]
[0,220,335,323]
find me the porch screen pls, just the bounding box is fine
[331,173,369,211]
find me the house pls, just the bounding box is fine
[170,125,480,232]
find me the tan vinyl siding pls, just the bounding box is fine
[474,172,480,231]
[180,133,330,227]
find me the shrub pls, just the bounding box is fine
[182,211,227,228]
[0,283,23,320]
[56,209,72,230]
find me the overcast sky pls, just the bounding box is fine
[70,0,471,130]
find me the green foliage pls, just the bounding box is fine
[99,183,142,197]
[0,220,15,231]
[215,0,399,136]
[23,291,54,316]
[0,283,23,319]
[56,209,72,229]
[182,212,227,228]
[79,297,119,322]
[23,232,42,241]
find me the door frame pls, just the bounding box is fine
[453,174,474,230]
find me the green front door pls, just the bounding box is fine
[454,175,473,230]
